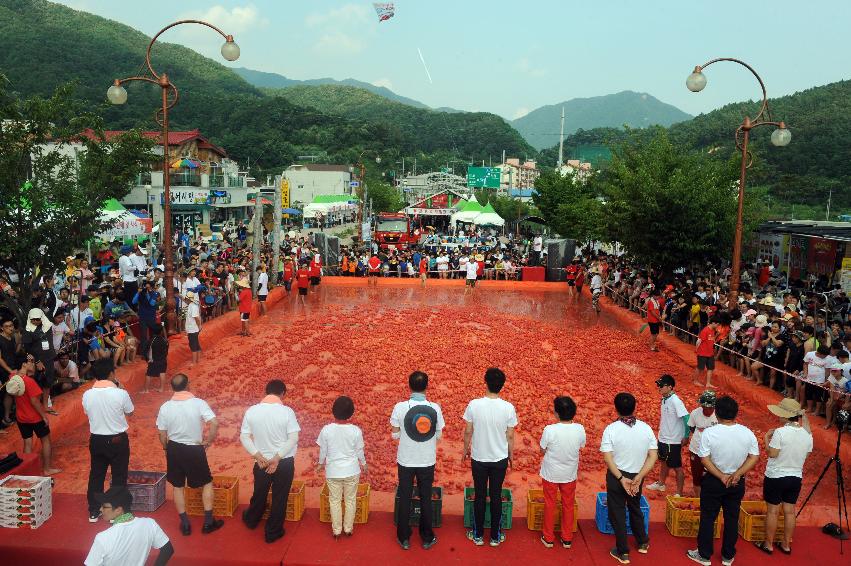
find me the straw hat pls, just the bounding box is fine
[236,279,251,288]
[475,254,484,261]
[755,314,768,327]
[767,398,804,419]
[185,291,197,302]
[4,374,26,397]
[759,294,775,306]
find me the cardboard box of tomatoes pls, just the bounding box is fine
[0,475,52,529]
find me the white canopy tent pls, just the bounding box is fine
[472,203,505,227]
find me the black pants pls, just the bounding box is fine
[139,317,158,358]
[243,457,294,539]
[123,281,138,305]
[698,474,745,560]
[396,464,435,544]
[606,469,648,555]
[87,432,130,514]
[471,458,508,540]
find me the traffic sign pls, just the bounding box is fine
[350,181,360,188]
[467,167,500,188]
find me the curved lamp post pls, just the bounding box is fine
[108,20,239,334]
[687,58,791,310]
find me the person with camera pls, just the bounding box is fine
[756,399,813,555]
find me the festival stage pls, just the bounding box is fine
[0,278,847,563]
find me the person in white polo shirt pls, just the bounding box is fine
[240,379,301,544]
[538,395,585,550]
[462,367,517,547]
[85,486,173,566]
[600,392,657,564]
[83,358,134,523]
[688,395,759,566]
[464,256,479,295]
[156,373,222,536]
[647,374,690,497]
[687,391,719,497]
[756,399,813,555]
[390,371,444,550]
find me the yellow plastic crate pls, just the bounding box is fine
[665,496,721,538]
[319,483,370,524]
[525,488,578,533]
[739,501,785,542]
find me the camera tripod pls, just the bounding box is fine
[798,419,849,553]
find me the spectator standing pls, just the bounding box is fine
[84,486,174,566]
[144,324,168,394]
[693,317,720,389]
[316,396,366,539]
[257,264,269,315]
[532,235,543,265]
[645,289,663,352]
[118,246,138,301]
[647,375,690,497]
[367,254,381,285]
[237,279,253,335]
[757,399,812,555]
[688,395,759,566]
[132,280,160,358]
[464,256,479,295]
[184,291,202,367]
[22,308,57,415]
[240,379,301,544]
[83,359,134,523]
[69,295,94,333]
[6,359,61,474]
[687,391,718,497]
[156,374,223,536]
[419,254,429,287]
[462,368,517,547]
[802,345,830,415]
[0,318,20,428]
[390,371,444,550]
[538,396,585,549]
[600,392,656,564]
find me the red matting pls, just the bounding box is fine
[0,493,841,566]
[521,266,546,281]
[0,452,41,479]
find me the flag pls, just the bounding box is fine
[373,2,395,22]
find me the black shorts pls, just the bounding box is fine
[466,278,477,287]
[763,475,802,505]
[567,279,576,287]
[649,322,660,335]
[310,277,320,286]
[805,382,827,402]
[697,355,716,371]
[240,312,250,321]
[298,287,308,296]
[166,441,213,488]
[147,360,167,377]
[258,294,268,303]
[283,281,292,291]
[18,420,50,440]
[658,442,683,468]
[188,332,201,352]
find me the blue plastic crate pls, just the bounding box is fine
[595,492,650,535]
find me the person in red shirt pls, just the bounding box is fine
[282,257,295,295]
[419,255,429,287]
[645,288,663,352]
[367,255,381,286]
[565,259,578,298]
[757,261,770,288]
[237,279,253,336]
[296,262,310,305]
[309,253,322,294]
[574,265,586,302]
[8,357,60,475]
[693,317,720,388]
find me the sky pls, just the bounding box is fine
[55,0,851,121]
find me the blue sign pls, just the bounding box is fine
[350,181,360,188]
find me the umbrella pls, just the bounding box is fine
[282,208,302,215]
[170,157,200,169]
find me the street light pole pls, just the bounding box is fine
[686,58,791,310]
[108,20,240,335]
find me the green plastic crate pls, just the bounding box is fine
[462,487,513,530]
[393,485,442,527]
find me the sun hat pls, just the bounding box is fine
[698,390,717,407]
[759,294,775,306]
[767,398,804,419]
[745,309,757,317]
[185,291,197,302]
[236,279,251,288]
[755,314,768,327]
[4,374,26,397]
[403,404,439,442]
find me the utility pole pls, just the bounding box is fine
[557,106,565,168]
[251,191,263,297]
[826,187,833,221]
[272,177,283,283]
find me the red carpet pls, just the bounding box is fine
[0,493,841,565]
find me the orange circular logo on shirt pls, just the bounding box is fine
[415,415,432,434]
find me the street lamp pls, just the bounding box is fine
[353,151,381,225]
[687,58,790,310]
[109,20,239,334]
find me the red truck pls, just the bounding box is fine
[373,212,414,249]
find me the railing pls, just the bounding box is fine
[209,174,225,187]
[227,176,244,188]
[169,172,202,187]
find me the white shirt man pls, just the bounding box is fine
[647,377,689,494]
[118,254,136,284]
[239,382,300,538]
[463,396,517,462]
[184,300,200,335]
[539,421,586,484]
[803,350,829,384]
[130,252,147,276]
[69,301,94,332]
[257,271,269,297]
[590,273,603,292]
[533,236,543,253]
[466,261,479,281]
[391,398,445,469]
[599,418,657,475]
[156,392,215,446]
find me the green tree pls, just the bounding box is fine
[366,180,405,213]
[598,128,749,273]
[532,169,604,243]
[489,194,531,225]
[0,82,155,311]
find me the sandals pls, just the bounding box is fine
[753,541,773,554]
[778,545,791,555]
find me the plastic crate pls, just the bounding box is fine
[594,492,650,535]
[0,476,52,529]
[262,480,305,521]
[462,487,513,530]
[185,476,239,517]
[319,483,370,524]
[665,496,721,538]
[525,488,579,532]
[393,485,442,528]
[739,501,785,542]
[126,471,167,513]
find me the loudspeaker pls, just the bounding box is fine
[326,237,340,275]
[544,238,576,281]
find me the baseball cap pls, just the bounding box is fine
[698,390,717,407]
[655,374,676,387]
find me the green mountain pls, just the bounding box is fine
[0,0,524,175]
[513,91,692,150]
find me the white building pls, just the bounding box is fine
[283,164,353,206]
[495,158,540,192]
[556,159,593,182]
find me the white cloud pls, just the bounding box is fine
[514,57,547,78]
[184,4,269,34]
[372,78,394,90]
[306,3,372,56]
[512,107,531,120]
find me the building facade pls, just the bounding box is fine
[283,164,353,206]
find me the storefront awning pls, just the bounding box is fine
[210,202,250,208]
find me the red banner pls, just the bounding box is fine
[806,237,837,276]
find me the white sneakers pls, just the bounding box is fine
[646,482,666,492]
